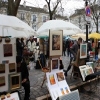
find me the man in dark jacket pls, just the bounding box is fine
[65,37,82,76]
[16,56,30,100]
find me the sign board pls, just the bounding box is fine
[85,6,91,17]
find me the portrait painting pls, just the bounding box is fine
[65,87,70,94]
[52,35,60,50]
[60,88,65,95]
[49,74,56,85]
[0,64,5,73]
[51,58,59,71]
[9,63,16,73]
[3,44,13,57]
[80,43,87,58]
[56,72,64,81]
[49,30,63,56]
[0,76,5,86]
[9,73,21,91]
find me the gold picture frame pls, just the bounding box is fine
[9,73,21,91]
[0,76,5,86]
[0,64,5,73]
[9,63,16,73]
[49,30,63,57]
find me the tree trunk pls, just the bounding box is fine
[7,0,21,16]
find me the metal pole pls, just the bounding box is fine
[85,0,88,43]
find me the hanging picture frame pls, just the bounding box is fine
[5,37,11,43]
[3,44,13,57]
[80,43,87,59]
[49,30,63,57]
[0,76,5,86]
[0,64,5,73]
[9,63,16,73]
[8,73,21,91]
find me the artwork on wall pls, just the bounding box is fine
[0,37,2,43]
[9,73,21,91]
[3,44,13,57]
[2,60,9,64]
[0,76,5,86]
[51,58,59,71]
[9,63,16,73]
[80,43,87,59]
[0,64,5,73]
[49,30,63,56]
[5,37,11,43]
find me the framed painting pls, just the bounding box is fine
[9,73,21,91]
[49,30,63,56]
[3,44,13,57]
[0,64,5,73]
[56,72,65,82]
[51,58,59,71]
[9,63,16,73]
[0,76,5,86]
[80,43,87,59]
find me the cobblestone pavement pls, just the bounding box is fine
[19,56,100,100]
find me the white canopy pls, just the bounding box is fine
[37,20,83,36]
[0,14,37,38]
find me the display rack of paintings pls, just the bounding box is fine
[8,73,21,91]
[79,65,94,81]
[80,43,87,59]
[49,30,63,57]
[46,70,71,100]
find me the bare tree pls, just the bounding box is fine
[88,0,100,32]
[45,0,62,20]
[7,0,21,16]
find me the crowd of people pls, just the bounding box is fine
[15,36,100,100]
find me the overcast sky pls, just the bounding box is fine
[20,0,85,17]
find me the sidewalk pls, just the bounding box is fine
[19,56,100,100]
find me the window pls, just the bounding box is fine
[32,24,37,31]
[21,13,24,20]
[43,16,47,22]
[32,15,37,22]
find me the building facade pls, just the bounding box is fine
[70,6,100,33]
[0,4,67,32]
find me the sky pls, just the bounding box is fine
[20,0,85,17]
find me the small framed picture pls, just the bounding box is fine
[0,76,5,86]
[51,58,59,71]
[56,72,65,82]
[9,63,16,73]
[0,64,5,73]
[49,30,63,56]
[9,73,21,91]
[3,44,13,57]
[80,43,87,59]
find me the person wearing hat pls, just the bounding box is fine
[16,56,30,100]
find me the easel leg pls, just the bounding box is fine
[41,73,46,88]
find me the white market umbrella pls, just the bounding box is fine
[0,14,37,38]
[37,20,83,37]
